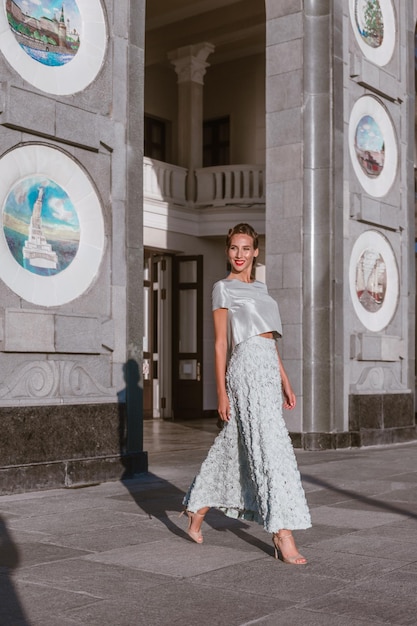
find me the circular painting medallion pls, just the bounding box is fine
[348,95,398,197]
[349,0,396,66]
[0,0,107,94]
[4,177,80,277]
[349,230,399,332]
[0,144,105,306]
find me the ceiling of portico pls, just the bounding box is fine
[145,0,266,67]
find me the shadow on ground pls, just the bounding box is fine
[121,472,273,556]
[302,473,417,520]
[0,516,31,626]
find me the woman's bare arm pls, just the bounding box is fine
[276,345,296,410]
[213,308,230,421]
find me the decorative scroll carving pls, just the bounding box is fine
[0,360,115,401]
[350,366,407,394]
[0,362,59,399]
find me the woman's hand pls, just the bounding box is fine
[282,379,296,410]
[217,391,231,421]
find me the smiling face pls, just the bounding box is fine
[227,233,258,280]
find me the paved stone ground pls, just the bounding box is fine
[1,418,417,626]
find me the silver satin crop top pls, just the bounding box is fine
[212,278,282,348]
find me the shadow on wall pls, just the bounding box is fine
[117,359,145,478]
[0,516,31,625]
[117,360,193,537]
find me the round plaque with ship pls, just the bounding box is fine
[0,144,105,306]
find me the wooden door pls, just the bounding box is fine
[172,255,203,419]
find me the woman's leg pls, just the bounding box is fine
[189,506,209,532]
[184,507,210,544]
[272,529,307,565]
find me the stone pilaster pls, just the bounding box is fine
[169,42,215,200]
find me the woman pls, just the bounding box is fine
[182,223,311,564]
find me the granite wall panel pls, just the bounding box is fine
[0,0,147,490]
[0,404,124,466]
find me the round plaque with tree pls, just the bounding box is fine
[349,0,396,66]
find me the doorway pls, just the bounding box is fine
[143,251,204,420]
[143,251,172,419]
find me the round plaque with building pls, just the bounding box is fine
[0,144,105,306]
[348,95,398,198]
[349,229,399,332]
[0,0,107,95]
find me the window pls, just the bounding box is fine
[144,115,167,161]
[203,116,230,167]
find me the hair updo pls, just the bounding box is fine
[226,223,259,250]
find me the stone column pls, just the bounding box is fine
[125,0,147,471]
[168,42,215,200]
[302,1,333,444]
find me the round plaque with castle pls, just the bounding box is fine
[349,0,396,67]
[349,229,399,332]
[0,144,105,306]
[0,0,107,95]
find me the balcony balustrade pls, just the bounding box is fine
[144,158,264,208]
[195,165,264,207]
[143,157,187,205]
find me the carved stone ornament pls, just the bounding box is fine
[350,365,407,393]
[168,42,215,85]
[0,360,116,405]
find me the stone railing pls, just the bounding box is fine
[143,157,187,205]
[194,164,264,206]
[143,159,265,208]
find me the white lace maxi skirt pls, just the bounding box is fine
[183,335,312,534]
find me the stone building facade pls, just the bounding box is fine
[0,1,415,493]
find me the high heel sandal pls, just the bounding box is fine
[180,510,204,544]
[272,532,307,565]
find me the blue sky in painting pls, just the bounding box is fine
[18,0,81,30]
[355,115,384,152]
[4,177,79,238]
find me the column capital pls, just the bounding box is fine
[168,42,215,85]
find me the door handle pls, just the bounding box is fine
[197,361,201,381]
